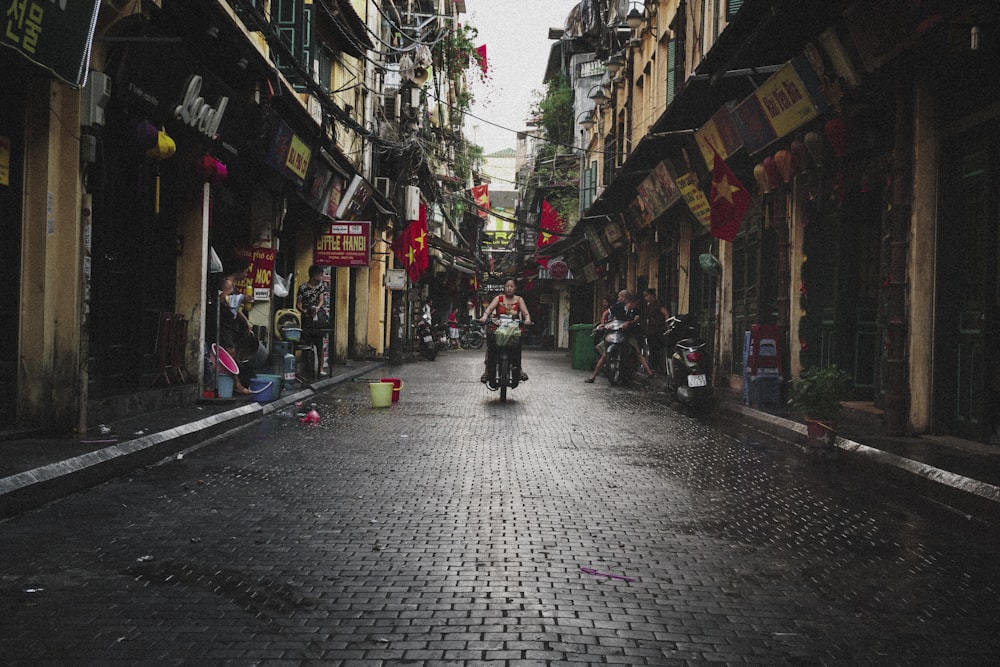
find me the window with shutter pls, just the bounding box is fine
[727,0,744,20]
[666,38,677,106]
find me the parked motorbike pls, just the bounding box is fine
[413,317,437,360]
[663,314,711,409]
[433,323,450,351]
[459,321,486,349]
[595,319,641,386]
[484,316,526,402]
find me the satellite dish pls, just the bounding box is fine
[698,253,722,276]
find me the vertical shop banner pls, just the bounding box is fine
[249,247,276,301]
[0,0,101,88]
[315,222,371,267]
[676,172,711,230]
[265,120,310,186]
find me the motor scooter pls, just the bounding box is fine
[413,317,437,360]
[663,314,712,409]
[595,319,640,386]
[484,316,526,402]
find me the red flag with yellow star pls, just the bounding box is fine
[413,203,429,276]
[538,199,565,249]
[471,184,489,219]
[709,152,751,242]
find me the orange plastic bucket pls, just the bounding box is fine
[380,377,404,402]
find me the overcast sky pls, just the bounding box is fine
[462,0,580,155]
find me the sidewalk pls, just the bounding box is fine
[0,363,385,519]
[3,358,1000,523]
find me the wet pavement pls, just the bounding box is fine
[2,349,1000,664]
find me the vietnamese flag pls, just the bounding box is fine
[392,223,416,281]
[538,199,565,249]
[471,184,490,219]
[709,152,751,242]
[475,44,488,75]
[413,202,430,276]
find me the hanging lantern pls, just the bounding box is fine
[763,156,780,192]
[145,129,176,161]
[753,163,771,194]
[803,130,827,167]
[790,136,810,174]
[135,119,158,152]
[144,129,176,215]
[773,149,794,183]
[196,153,228,185]
[823,117,849,159]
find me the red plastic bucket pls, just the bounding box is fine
[380,377,404,402]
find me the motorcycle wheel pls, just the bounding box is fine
[499,358,509,402]
[606,349,622,386]
[464,330,485,349]
[420,342,436,361]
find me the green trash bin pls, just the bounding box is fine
[570,323,596,370]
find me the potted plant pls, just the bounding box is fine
[788,365,851,452]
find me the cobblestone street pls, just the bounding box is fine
[2,349,999,665]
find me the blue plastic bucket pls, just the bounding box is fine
[216,373,234,398]
[249,374,281,403]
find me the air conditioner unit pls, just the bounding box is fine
[405,185,421,220]
[374,177,392,199]
[382,92,399,121]
[81,71,111,129]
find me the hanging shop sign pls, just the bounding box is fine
[265,119,311,187]
[248,247,276,301]
[635,161,682,227]
[695,103,744,166]
[117,42,247,155]
[0,0,100,88]
[315,221,371,267]
[336,175,376,221]
[676,172,711,230]
[325,173,346,219]
[583,224,610,262]
[732,57,827,155]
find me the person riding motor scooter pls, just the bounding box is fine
[480,278,532,383]
[585,289,655,383]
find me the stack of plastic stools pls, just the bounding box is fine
[747,324,783,409]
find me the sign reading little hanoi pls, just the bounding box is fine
[315,222,371,267]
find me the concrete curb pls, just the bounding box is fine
[0,363,383,519]
[728,402,1000,516]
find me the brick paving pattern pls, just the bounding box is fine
[1,349,999,664]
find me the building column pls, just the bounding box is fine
[908,73,937,434]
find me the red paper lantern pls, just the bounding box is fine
[823,117,849,159]
[773,149,794,183]
[763,156,780,191]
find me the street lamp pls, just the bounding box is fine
[605,53,625,76]
[588,84,610,106]
[626,2,645,30]
[578,110,596,131]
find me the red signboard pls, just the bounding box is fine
[315,222,371,267]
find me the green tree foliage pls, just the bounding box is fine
[533,74,574,148]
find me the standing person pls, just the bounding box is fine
[217,258,253,394]
[422,298,434,324]
[586,289,655,383]
[448,308,461,349]
[479,278,532,382]
[642,288,672,374]
[296,265,328,376]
